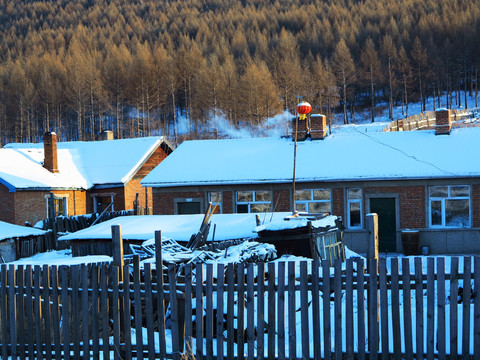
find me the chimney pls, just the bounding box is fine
[43,132,59,173]
[309,114,327,140]
[435,108,451,135]
[292,117,308,141]
[98,130,114,141]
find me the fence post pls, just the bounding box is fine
[155,230,167,360]
[112,225,124,271]
[111,224,125,342]
[366,214,378,262]
[366,213,379,355]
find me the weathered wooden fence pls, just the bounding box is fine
[36,210,135,234]
[383,109,476,132]
[1,254,480,359]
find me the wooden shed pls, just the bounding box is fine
[0,221,49,262]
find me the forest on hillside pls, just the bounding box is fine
[0,0,479,145]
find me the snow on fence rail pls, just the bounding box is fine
[0,256,479,359]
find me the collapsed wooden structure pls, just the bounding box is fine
[255,214,345,264]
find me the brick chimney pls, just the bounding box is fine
[98,130,114,141]
[435,108,451,135]
[292,114,328,141]
[292,117,308,141]
[309,114,327,140]
[43,132,59,173]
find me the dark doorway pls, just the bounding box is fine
[177,201,202,215]
[369,197,397,252]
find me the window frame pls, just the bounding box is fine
[429,185,471,228]
[208,191,223,214]
[92,194,115,213]
[235,190,272,213]
[346,188,363,229]
[294,188,331,214]
[45,194,68,217]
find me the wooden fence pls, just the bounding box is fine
[384,109,475,132]
[1,254,480,359]
[36,210,135,234]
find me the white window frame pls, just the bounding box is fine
[347,188,363,229]
[294,188,331,214]
[429,185,471,228]
[45,194,68,217]
[92,193,115,213]
[208,191,223,214]
[236,190,272,213]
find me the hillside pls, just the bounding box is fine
[0,0,479,145]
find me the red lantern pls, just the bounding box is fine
[296,101,312,120]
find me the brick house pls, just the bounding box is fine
[0,132,173,226]
[142,110,480,255]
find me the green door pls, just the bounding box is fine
[369,197,397,252]
[177,201,202,214]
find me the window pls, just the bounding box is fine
[93,194,115,213]
[174,198,202,214]
[295,189,331,213]
[429,185,470,228]
[208,192,222,214]
[347,188,362,229]
[236,191,272,213]
[46,195,68,217]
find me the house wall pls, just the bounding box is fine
[125,145,169,212]
[150,178,480,255]
[364,185,426,228]
[473,184,480,228]
[0,184,15,224]
[13,190,86,226]
[87,187,125,213]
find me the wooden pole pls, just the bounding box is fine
[112,225,124,273]
[292,115,298,213]
[155,230,167,359]
[366,213,379,262]
[366,213,379,354]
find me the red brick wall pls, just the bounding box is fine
[332,188,344,217]
[0,184,15,223]
[223,191,233,213]
[365,185,425,228]
[130,145,169,210]
[13,190,86,226]
[134,146,169,179]
[153,191,205,214]
[473,184,480,228]
[86,187,125,213]
[273,189,290,212]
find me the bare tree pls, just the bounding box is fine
[360,38,382,122]
[332,39,355,124]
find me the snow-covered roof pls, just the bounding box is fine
[254,214,338,233]
[58,213,292,242]
[0,220,46,241]
[2,136,172,191]
[142,127,480,187]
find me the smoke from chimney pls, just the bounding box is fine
[176,110,294,139]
